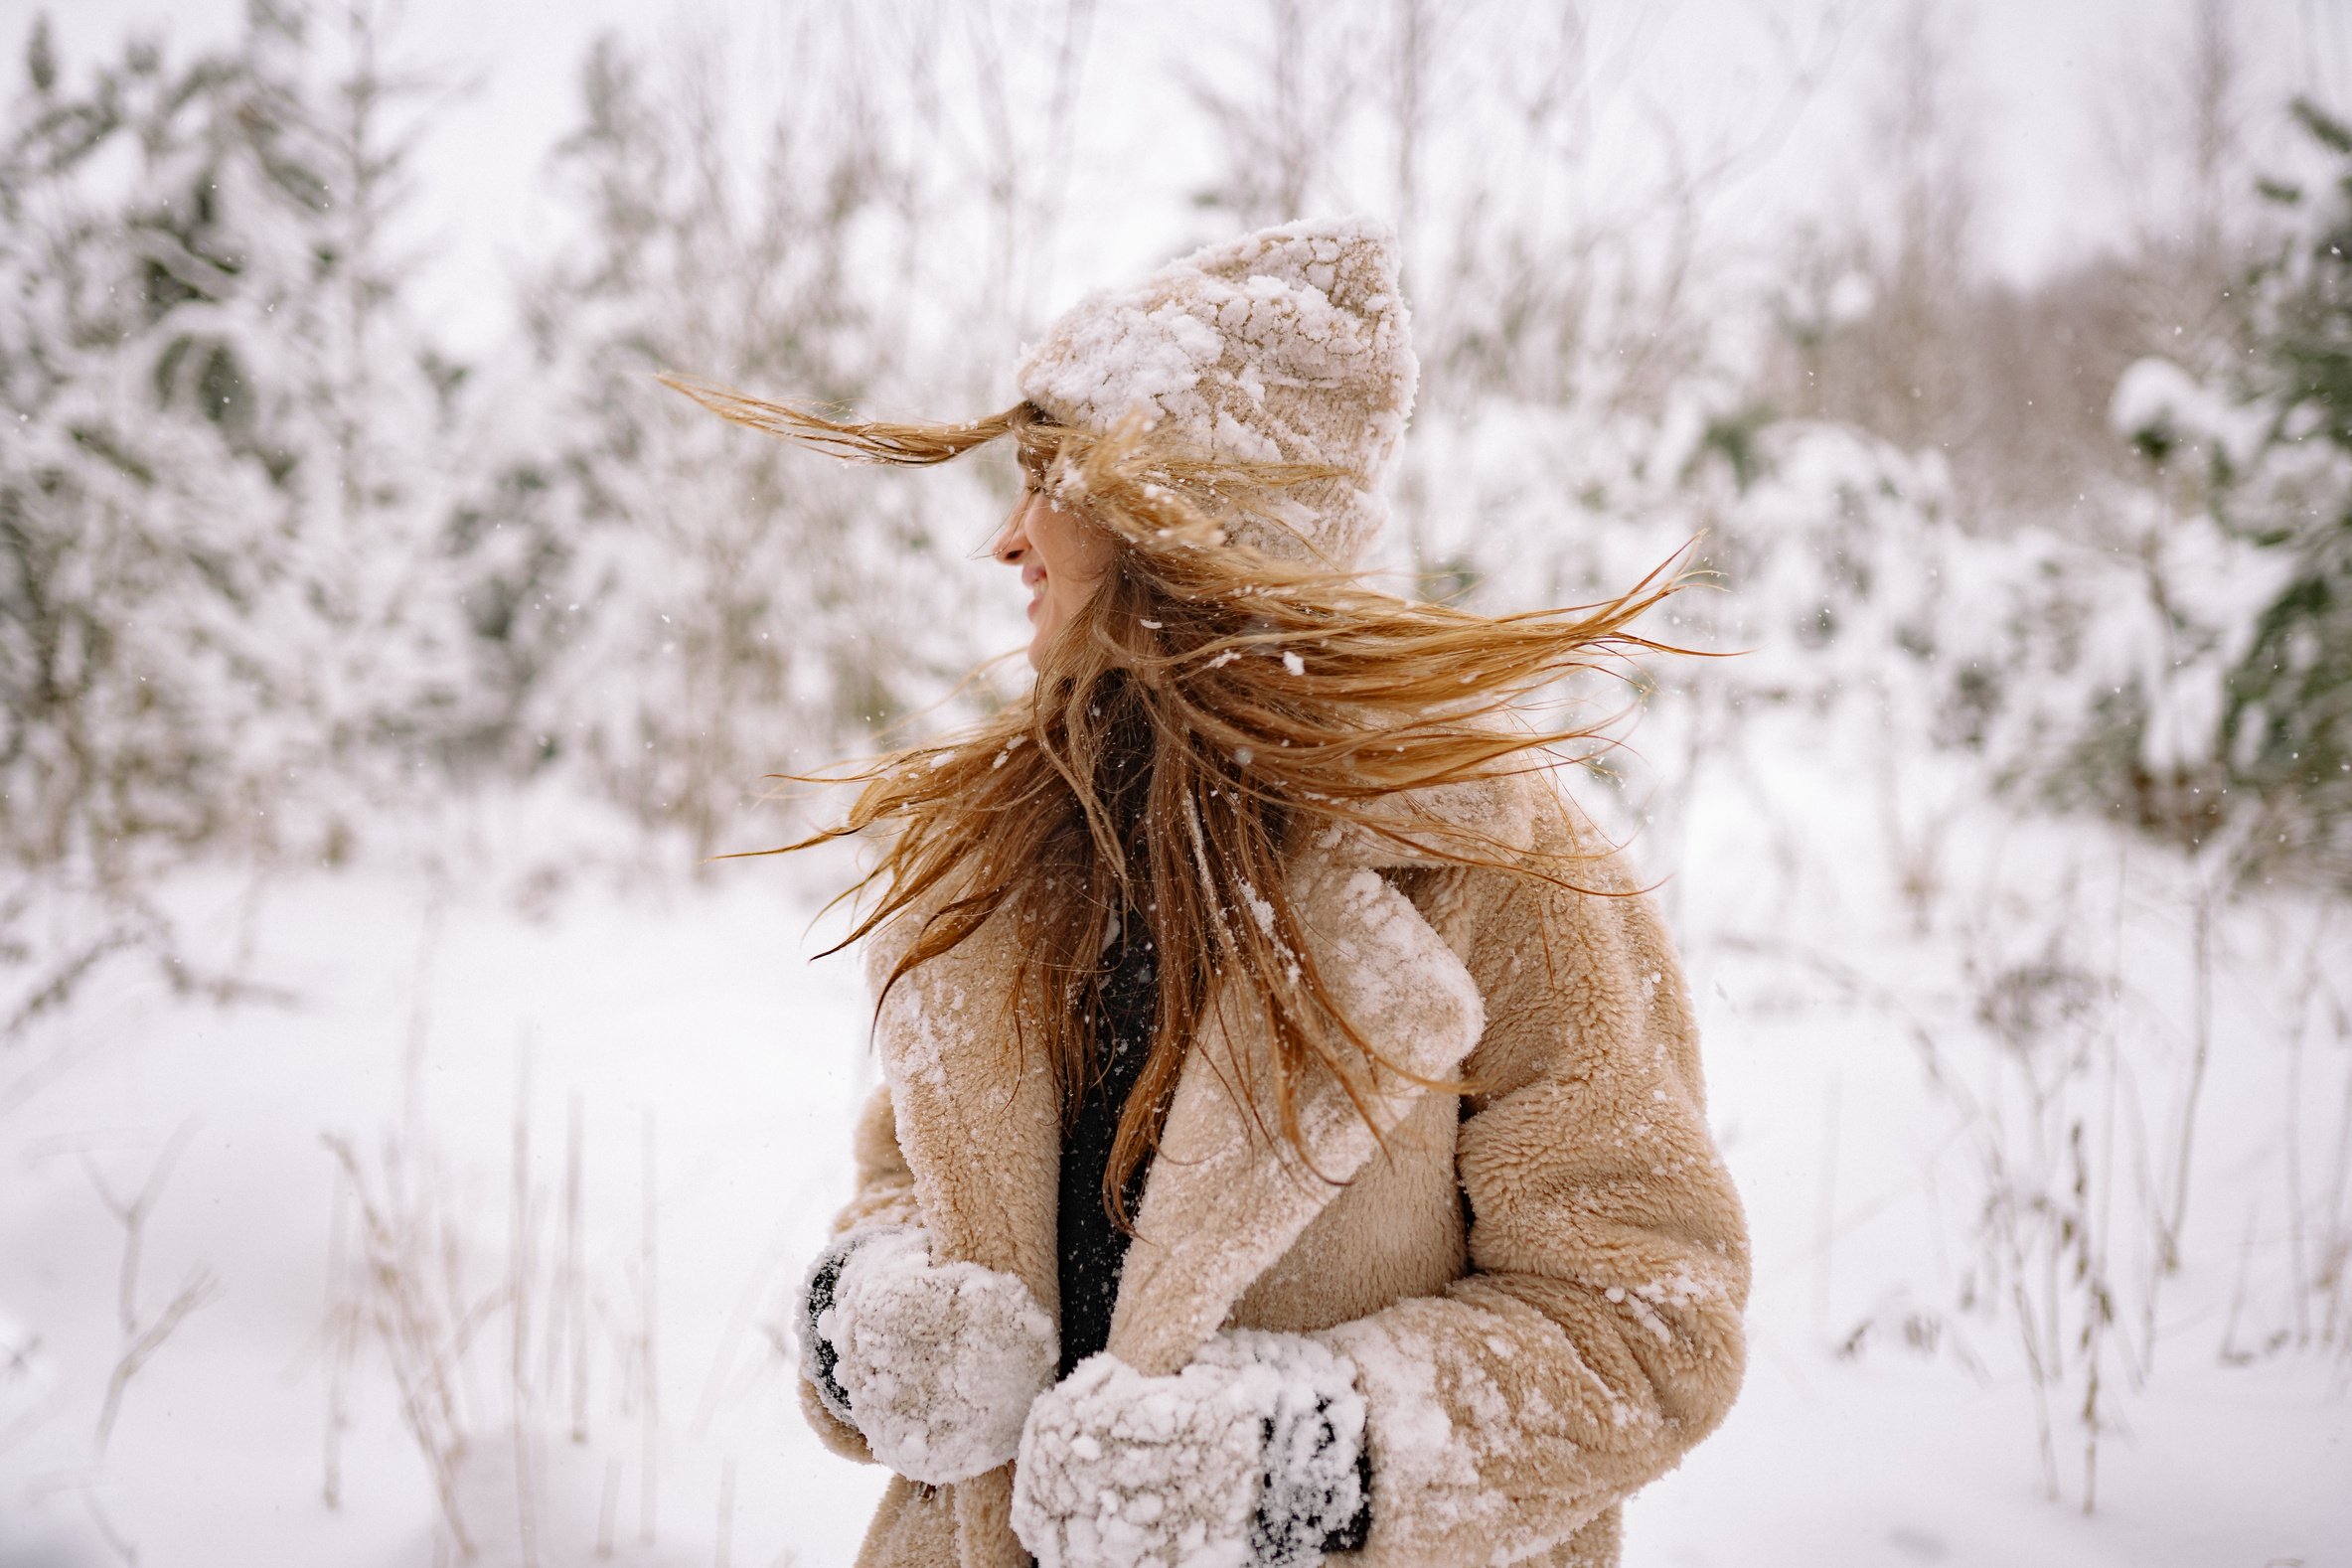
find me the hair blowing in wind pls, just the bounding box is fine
[665,372,1699,1227]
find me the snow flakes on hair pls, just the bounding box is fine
[1015,215,1419,570]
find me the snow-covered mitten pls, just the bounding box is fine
[795,1225,1057,1485]
[796,1227,886,1427]
[1011,1329,1369,1568]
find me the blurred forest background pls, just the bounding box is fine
[8,0,2348,882]
[4,1,2352,1564]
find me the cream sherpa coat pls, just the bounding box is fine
[802,767,1750,1568]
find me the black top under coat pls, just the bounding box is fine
[1044,745,1370,1557]
[1054,901,1160,1378]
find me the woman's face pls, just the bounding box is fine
[991,483,1117,668]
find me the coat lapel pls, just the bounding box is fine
[862,767,1534,1382]
[1104,851,1489,1377]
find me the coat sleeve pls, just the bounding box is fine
[1321,849,1751,1566]
[798,1079,927,1462]
[835,1078,926,1233]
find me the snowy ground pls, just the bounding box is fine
[3,727,2349,1566]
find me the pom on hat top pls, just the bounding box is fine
[1014,215,1419,571]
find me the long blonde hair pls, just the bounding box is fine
[664,374,1688,1226]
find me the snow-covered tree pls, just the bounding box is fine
[463,31,1007,856]
[2071,97,2352,886]
[0,2,468,876]
[2214,99,2352,881]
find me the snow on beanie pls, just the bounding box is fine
[1014,215,1419,571]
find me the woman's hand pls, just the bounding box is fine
[1011,1330,1369,1568]
[796,1226,1058,1485]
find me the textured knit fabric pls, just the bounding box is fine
[815,1225,1058,1485]
[1013,1330,1368,1568]
[798,765,1751,1568]
[799,1233,865,1423]
[1014,215,1417,570]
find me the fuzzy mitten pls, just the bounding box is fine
[795,1225,1058,1486]
[1011,1330,1369,1568]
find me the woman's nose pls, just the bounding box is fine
[991,502,1029,564]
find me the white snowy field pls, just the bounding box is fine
[3,718,2349,1568]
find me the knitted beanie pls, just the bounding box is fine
[1014,216,1419,570]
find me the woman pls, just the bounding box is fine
[672,217,1749,1568]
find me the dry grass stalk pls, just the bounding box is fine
[598,1454,622,1560]
[81,1489,138,1567]
[93,1268,220,1459]
[85,1120,218,1461]
[638,1110,659,1548]
[551,1091,588,1443]
[2219,1199,2262,1364]
[2323,1057,2352,1362]
[1812,1076,1841,1343]
[323,1169,358,1508]
[1894,862,2149,1512]
[2153,881,2218,1290]
[322,1131,478,1557]
[511,1042,544,1568]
